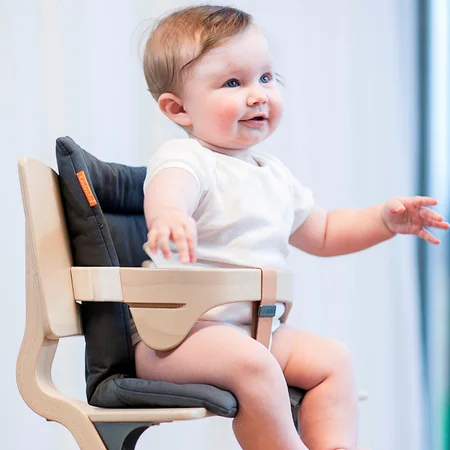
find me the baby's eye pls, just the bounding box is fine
[225,79,240,88]
[260,74,271,84]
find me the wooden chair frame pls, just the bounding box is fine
[16,157,295,449]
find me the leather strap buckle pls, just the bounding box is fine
[258,305,276,318]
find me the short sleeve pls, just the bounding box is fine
[254,151,315,235]
[143,139,216,201]
[288,175,314,234]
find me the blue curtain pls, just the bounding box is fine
[418,1,450,449]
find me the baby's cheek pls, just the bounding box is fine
[214,102,240,126]
[270,92,284,121]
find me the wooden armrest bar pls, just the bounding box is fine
[72,267,263,303]
[71,267,292,351]
[71,267,293,306]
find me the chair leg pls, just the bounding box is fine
[94,422,158,450]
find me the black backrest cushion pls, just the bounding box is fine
[56,136,148,267]
[56,136,148,400]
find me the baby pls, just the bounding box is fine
[134,5,448,450]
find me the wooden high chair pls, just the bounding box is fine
[16,138,303,450]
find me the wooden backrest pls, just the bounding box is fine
[19,157,82,338]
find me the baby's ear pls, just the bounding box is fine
[158,93,192,127]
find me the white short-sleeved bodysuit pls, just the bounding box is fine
[131,138,314,347]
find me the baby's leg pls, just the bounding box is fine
[271,324,359,450]
[135,321,305,450]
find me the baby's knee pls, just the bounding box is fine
[325,339,354,376]
[230,343,284,390]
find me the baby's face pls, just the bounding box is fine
[181,25,283,152]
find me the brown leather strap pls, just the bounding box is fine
[254,268,277,348]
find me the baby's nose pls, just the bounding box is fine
[247,87,268,105]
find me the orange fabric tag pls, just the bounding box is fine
[76,171,98,207]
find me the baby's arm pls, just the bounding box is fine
[289,197,449,257]
[144,168,200,263]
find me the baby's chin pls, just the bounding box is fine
[208,135,269,151]
[190,130,271,152]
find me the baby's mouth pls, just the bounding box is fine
[240,115,268,122]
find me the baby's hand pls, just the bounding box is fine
[381,196,449,244]
[145,210,197,263]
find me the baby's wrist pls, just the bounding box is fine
[380,205,397,237]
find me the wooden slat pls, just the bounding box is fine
[71,267,123,302]
[19,158,81,338]
[87,406,213,422]
[71,267,293,304]
[120,267,262,303]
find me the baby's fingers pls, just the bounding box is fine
[419,206,445,222]
[419,207,450,231]
[147,228,160,254]
[418,227,440,245]
[386,197,406,214]
[171,226,191,263]
[184,223,197,263]
[156,226,172,259]
[411,196,438,208]
[422,219,450,230]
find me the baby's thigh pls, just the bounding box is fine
[270,324,354,390]
[135,321,279,392]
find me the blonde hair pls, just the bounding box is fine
[143,5,253,101]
